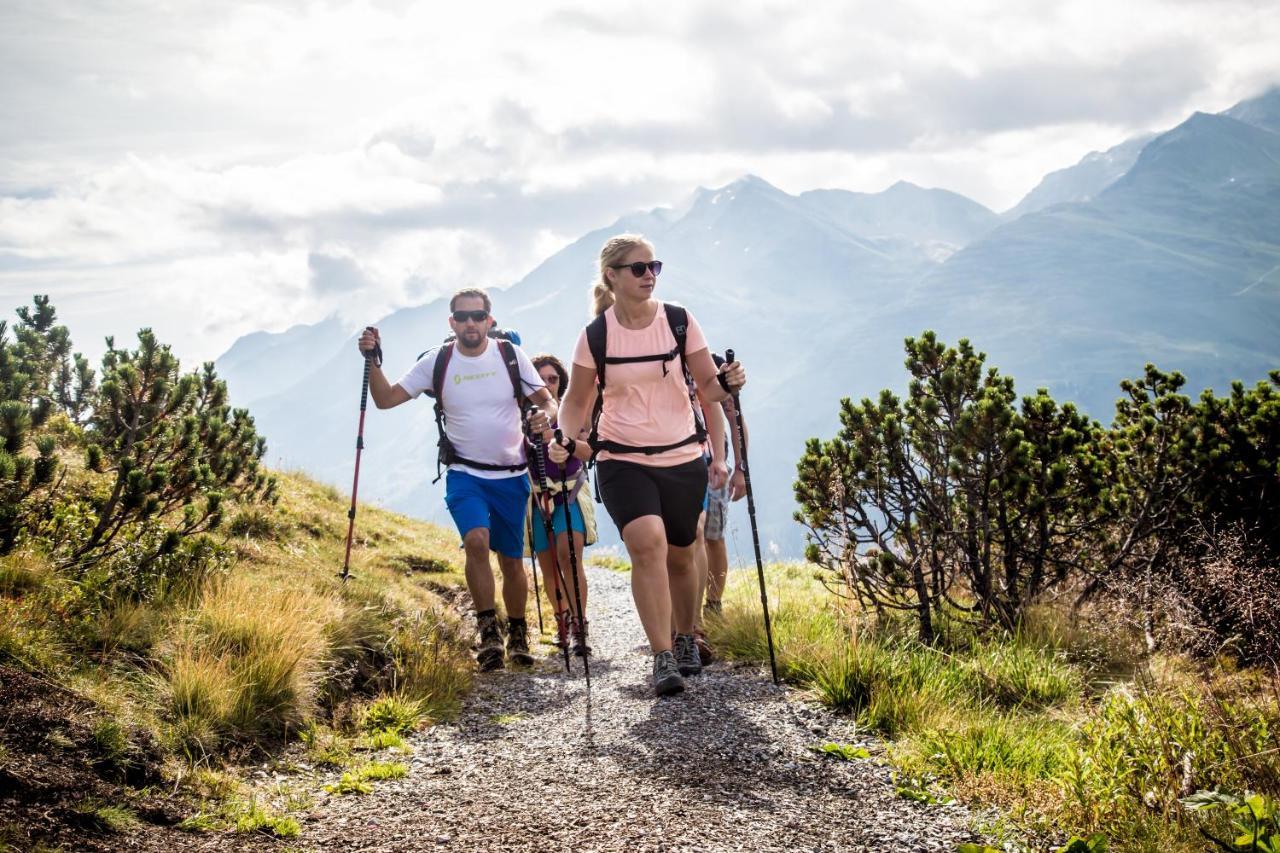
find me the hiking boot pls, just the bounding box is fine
[704,599,723,617]
[692,627,714,665]
[506,618,534,666]
[652,650,685,697]
[552,610,570,649]
[673,632,703,676]
[476,612,505,671]
[569,617,591,658]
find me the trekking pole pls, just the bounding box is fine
[555,429,590,687]
[526,507,544,636]
[526,420,572,673]
[724,349,779,685]
[341,329,382,583]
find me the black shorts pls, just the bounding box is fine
[597,457,708,548]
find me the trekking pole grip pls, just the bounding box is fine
[362,325,383,367]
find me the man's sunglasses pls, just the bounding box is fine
[609,260,663,277]
[451,310,489,323]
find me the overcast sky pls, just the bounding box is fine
[1,0,1277,364]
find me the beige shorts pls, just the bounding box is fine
[704,481,730,541]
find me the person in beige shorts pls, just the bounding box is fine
[701,353,748,624]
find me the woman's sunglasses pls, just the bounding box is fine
[609,260,663,277]
[451,309,489,323]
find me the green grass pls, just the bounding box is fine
[91,717,134,774]
[709,562,1280,851]
[358,760,408,781]
[358,694,425,735]
[361,729,409,751]
[179,794,301,838]
[586,554,631,572]
[490,712,526,725]
[324,760,409,795]
[73,800,138,832]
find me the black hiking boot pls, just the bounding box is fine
[569,616,591,658]
[652,650,685,697]
[476,611,505,671]
[673,632,703,676]
[506,617,534,666]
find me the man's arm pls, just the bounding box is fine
[358,327,412,409]
[525,386,559,439]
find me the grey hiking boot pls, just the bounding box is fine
[674,632,703,676]
[652,650,685,697]
[506,618,534,666]
[476,612,505,671]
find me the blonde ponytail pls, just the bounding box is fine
[591,281,615,316]
[590,233,653,316]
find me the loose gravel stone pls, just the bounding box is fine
[299,568,987,852]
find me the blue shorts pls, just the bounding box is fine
[530,501,585,552]
[444,470,531,559]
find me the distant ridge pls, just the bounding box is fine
[218,87,1280,555]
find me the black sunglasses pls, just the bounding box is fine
[451,309,489,323]
[609,260,663,277]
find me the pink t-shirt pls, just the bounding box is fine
[572,301,709,467]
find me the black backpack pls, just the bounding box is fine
[584,302,707,459]
[422,338,527,482]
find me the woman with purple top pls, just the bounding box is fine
[528,354,593,656]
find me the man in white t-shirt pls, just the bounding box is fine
[358,288,557,671]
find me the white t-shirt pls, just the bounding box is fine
[396,340,544,479]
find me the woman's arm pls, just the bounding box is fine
[549,362,598,464]
[700,392,728,489]
[687,347,745,404]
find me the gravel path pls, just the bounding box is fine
[302,568,982,852]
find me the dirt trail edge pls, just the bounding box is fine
[304,567,984,852]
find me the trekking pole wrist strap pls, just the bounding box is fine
[716,371,732,394]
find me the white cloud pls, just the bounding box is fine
[1,0,1277,364]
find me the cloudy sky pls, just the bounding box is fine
[1,0,1277,365]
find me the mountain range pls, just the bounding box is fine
[217,87,1280,556]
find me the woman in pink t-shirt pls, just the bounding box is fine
[552,234,745,697]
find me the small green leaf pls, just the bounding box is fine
[1182,789,1238,811]
[809,742,870,761]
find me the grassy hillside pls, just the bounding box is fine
[0,469,478,851]
[709,564,1280,852]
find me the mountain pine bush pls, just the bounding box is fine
[796,332,1279,658]
[0,295,276,605]
[794,332,1110,640]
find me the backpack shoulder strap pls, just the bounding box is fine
[430,342,455,405]
[586,313,608,389]
[663,302,689,358]
[662,302,707,444]
[497,339,525,408]
[584,313,608,465]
